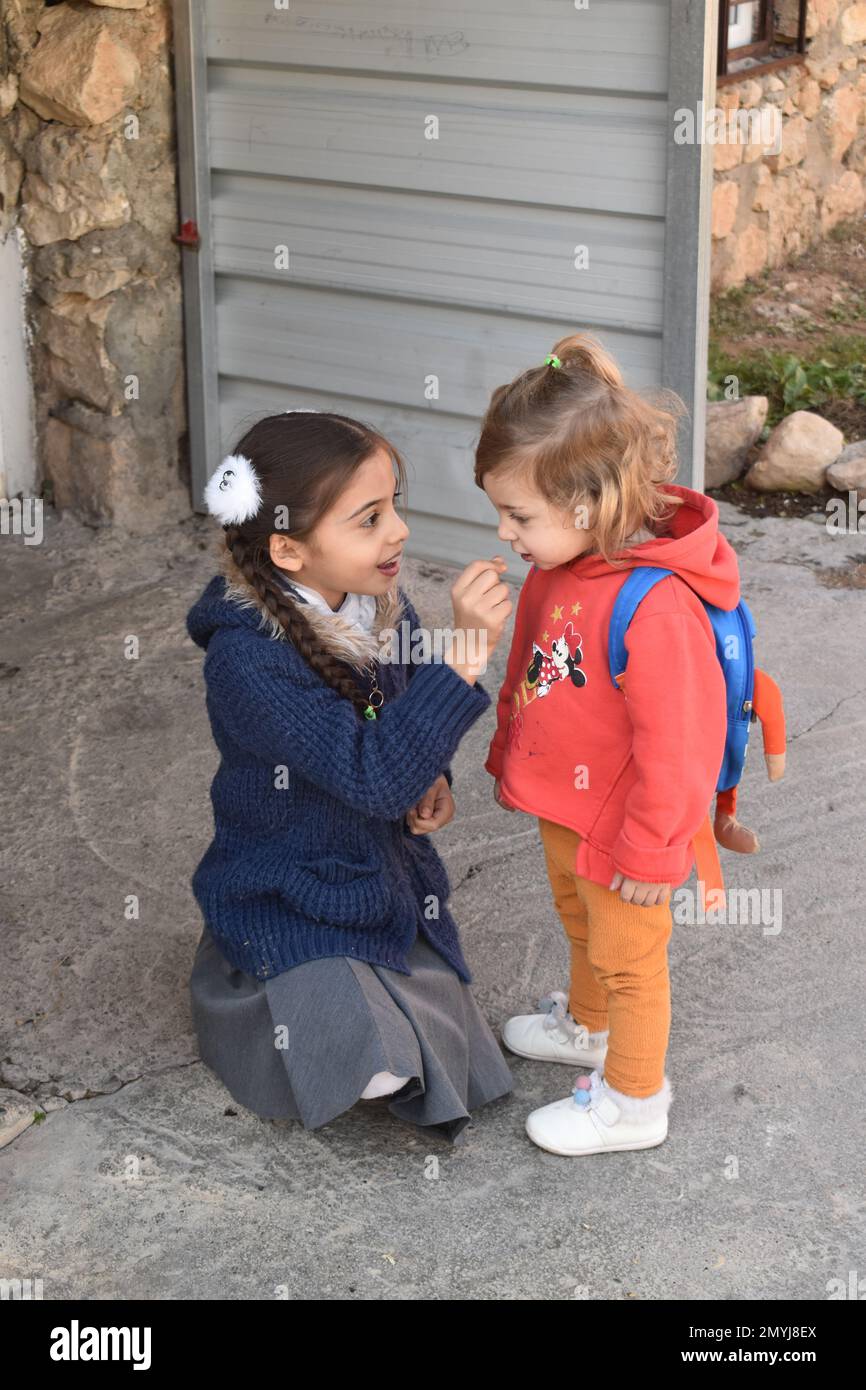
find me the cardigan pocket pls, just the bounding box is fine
[279,853,395,928]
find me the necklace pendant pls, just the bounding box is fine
[361,661,384,719]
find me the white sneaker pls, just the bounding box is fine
[502,991,608,1068]
[525,1069,672,1157]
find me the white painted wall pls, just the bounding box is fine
[0,228,35,501]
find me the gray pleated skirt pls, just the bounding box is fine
[189,925,514,1144]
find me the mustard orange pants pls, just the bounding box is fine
[538,817,673,1098]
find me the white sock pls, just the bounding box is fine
[360,1070,412,1100]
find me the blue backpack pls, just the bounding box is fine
[608,567,756,795]
[607,567,786,881]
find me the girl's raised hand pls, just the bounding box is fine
[609,872,671,907]
[445,557,512,684]
[451,556,512,643]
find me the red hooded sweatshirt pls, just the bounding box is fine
[485,485,741,889]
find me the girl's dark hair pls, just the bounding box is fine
[221,412,407,716]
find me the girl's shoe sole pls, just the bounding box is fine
[525,1123,667,1156]
[503,1040,607,1066]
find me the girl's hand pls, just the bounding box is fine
[445,557,512,683]
[406,775,455,834]
[609,872,671,907]
[494,779,516,812]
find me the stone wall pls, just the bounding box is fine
[0,0,188,530]
[712,2,866,290]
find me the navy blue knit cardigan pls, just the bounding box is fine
[186,577,492,982]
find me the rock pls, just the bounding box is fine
[0,126,24,237]
[712,180,739,239]
[766,114,808,172]
[0,72,18,119]
[19,125,129,246]
[806,57,840,90]
[739,80,763,108]
[776,0,839,40]
[826,441,866,501]
[38,1096,70,1114]
[848,133,866,175]
[824,85,862,162]
[713,223,769,290]
[43,396,189,533]
[766,168,818,263]
[751,164,774,213]
[714,138,744,173]
[62,1084,91,1102]
[706,397,769,488]
[746,411,844,492]
[0,1088,38,1149]
[820,171,865,235]
[37,293,116,412]
[755,302,790,321]
[841,2,866,44]
[796,78,822,120]
[19,3,141,127]
[4,0,42,62]
[1,1065,31,1092]
[32,224,159,303]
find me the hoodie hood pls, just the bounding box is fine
[186,542,407,670]
[567,484,740,611]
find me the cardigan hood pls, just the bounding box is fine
[486,485,739,889]
[187,543,406,670]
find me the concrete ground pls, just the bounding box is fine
[1,496,864,1301]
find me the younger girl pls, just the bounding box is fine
[185,411,514,1143]
[477,333,739,1156]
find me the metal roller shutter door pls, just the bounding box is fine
[174,0,716,575]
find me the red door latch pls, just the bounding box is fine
[173,219,201,248]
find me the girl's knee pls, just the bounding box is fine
[587,952,669,995]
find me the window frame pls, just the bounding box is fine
[717,0,809,86]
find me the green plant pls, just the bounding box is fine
[707,339,866,424]
[780,355,866,411]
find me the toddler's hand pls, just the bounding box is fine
[493,779,516,812]
[609,872,671,907]
[407,774,454,834]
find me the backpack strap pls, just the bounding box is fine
[692,813,726,916]
[608,567,675,688]
[607,565,726,910]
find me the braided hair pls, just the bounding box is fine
[218,412,408,718]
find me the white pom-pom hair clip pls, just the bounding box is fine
[203,453,263,526]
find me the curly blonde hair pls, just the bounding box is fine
[474,332,688,566]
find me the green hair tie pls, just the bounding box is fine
[544,354,562,369]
